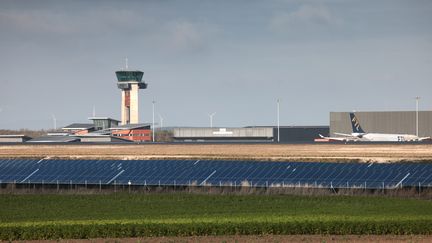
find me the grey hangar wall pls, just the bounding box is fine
[330,111,432,137]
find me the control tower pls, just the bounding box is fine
[116,68,147,125]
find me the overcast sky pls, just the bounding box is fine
[1,0,431,129]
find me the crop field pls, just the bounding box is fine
[1,194,432,240]
[1,143,432,162]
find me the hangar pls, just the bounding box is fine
[172,126,329,143]
[271,126,329,143]
[173,127,273,142]
[330,111,432,137]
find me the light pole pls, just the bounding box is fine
[277,99,280,143]
[152,100,155,142]
[415,96,420,137]
[51,114,57,130]
[208,112,216,128]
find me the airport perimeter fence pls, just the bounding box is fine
[1,179,432,197]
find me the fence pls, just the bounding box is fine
[2,179,432,198]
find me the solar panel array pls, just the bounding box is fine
[1,158,432,189]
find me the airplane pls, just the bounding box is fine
[319,112,431,142]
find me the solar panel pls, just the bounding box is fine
[0,159,432,189]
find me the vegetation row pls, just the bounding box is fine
[2,220,432,240]
[1,194,431,240]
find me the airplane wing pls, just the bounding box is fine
[319,134,358,142]
[418,137,431,141]
[334,132,357,137]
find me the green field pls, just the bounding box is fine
[1,193,431,240]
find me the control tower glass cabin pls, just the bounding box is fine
[116,70,147,125]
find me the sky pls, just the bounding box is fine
[0,0,431,129]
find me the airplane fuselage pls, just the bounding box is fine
[360,133,421,142]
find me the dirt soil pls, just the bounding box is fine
[1,144,432,162]
[16,235,432,243]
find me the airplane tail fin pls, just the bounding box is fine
[349,112,365,134]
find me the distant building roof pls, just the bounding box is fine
[245,126,329,129]
[110,123,151,130]
[87,129,112,135]
[27,136,80,143]
[47,132,71,136]
[78,135,132,143]
[0,134,29,138]
[62,123,95,130]
[0,135,32,143]
[88,117,120,122]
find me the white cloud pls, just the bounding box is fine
[270,4,342,33]
[169,21,204,51]
[0,7,219,54]
[0,8,149,36]
[0,10,74,34]
[160,20,220,53]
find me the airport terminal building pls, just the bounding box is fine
[330,111,432,137]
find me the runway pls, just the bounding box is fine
[0,143,432,163]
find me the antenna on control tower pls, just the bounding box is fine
[125,58,128,70]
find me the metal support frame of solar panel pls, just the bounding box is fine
[1,159,432,189]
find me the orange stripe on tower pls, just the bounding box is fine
[125,90,130,107]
